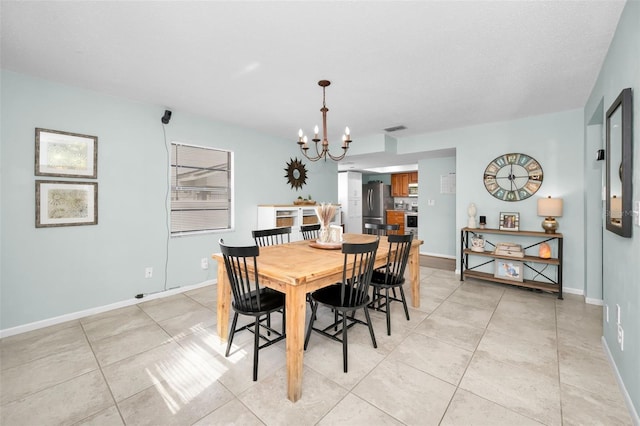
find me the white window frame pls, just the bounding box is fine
[170,141,234,236]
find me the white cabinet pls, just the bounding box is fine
[338,171,362,233]
[257,205,341,241]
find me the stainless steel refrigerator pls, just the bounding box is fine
[362,182,393,231]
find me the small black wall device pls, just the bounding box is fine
[161,110,172,124]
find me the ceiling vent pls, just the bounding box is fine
[383,125,407,132]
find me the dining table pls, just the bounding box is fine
[211,233,423,402]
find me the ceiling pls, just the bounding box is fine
[1,1,626,173]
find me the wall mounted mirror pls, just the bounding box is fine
[606,87,633,237]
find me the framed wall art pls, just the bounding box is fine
[499,212,520,231]
[35,128,98,178]
[494,259,524,282]
[36,181,98,228]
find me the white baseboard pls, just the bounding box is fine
[562,287,584,296]
[0,280,216,339]
[602,336,640,425]
[585,297,604,306]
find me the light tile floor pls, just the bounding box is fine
[0,267,633,425]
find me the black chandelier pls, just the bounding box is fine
[297,80,352,162]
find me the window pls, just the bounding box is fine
[170,142,232,236]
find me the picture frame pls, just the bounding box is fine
[499,212,520,231]
[494,259,524,282]
[36,181,98,228]
[35,128,98,178]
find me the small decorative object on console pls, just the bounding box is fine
[499,212,520,231]
[467,203,477,228]
[479,215,487,229]
[470,235,486,252]
[494,260,524,282]
[494,242,524,258]
[539,242,551,259]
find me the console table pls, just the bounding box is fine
[460,227,563,299]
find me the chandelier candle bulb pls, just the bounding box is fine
[314,126,319,139]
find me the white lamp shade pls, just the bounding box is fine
[537,196,563,217]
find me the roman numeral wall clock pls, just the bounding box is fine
[483,153,543,201]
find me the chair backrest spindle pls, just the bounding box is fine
[364,222,400,236]
[252,226,292,247]
[340,238,379,306]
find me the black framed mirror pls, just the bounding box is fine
[606,88,633,237]
[284,157,308,190]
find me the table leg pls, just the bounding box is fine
[285,285,307,402]
[215,258,231,342]
[409,245,420,308]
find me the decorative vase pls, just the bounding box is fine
[467,203,477,228]
[319,226,330,243]
[471,235,485,252]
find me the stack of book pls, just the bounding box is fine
[494,242,524,258]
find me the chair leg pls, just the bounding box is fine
[253,318,260,381]
[385,288,391,336]
[304,302,318,349]
[267,313,271,336]
[225,312,239,357]
[342,310,348,373]
[399,285,410,321]
[363,306,377,349]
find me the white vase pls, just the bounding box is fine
[467,203,477,228]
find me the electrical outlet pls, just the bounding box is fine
[145,267,153,278]
[201,258,209,270]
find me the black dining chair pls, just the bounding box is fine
[364,222,400,236]
[219,239,286,381]
[369,233,413,335]
[304,238,380,373]
[300,223,321,240]
[252,226,292,247]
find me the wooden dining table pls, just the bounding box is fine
[211,233,423,402]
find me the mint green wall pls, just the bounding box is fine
[417,156,456,257]
[362,174,390,184]
[0,71,338,330]
[585,0,640,416]
[400,110,585,288]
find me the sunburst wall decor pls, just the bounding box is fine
[284,157,308,190]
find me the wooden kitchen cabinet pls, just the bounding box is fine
[386,210,405,235]
[391,173,409,197]
[409,172,418,184]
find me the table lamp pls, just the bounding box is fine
[537,196,563,233]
